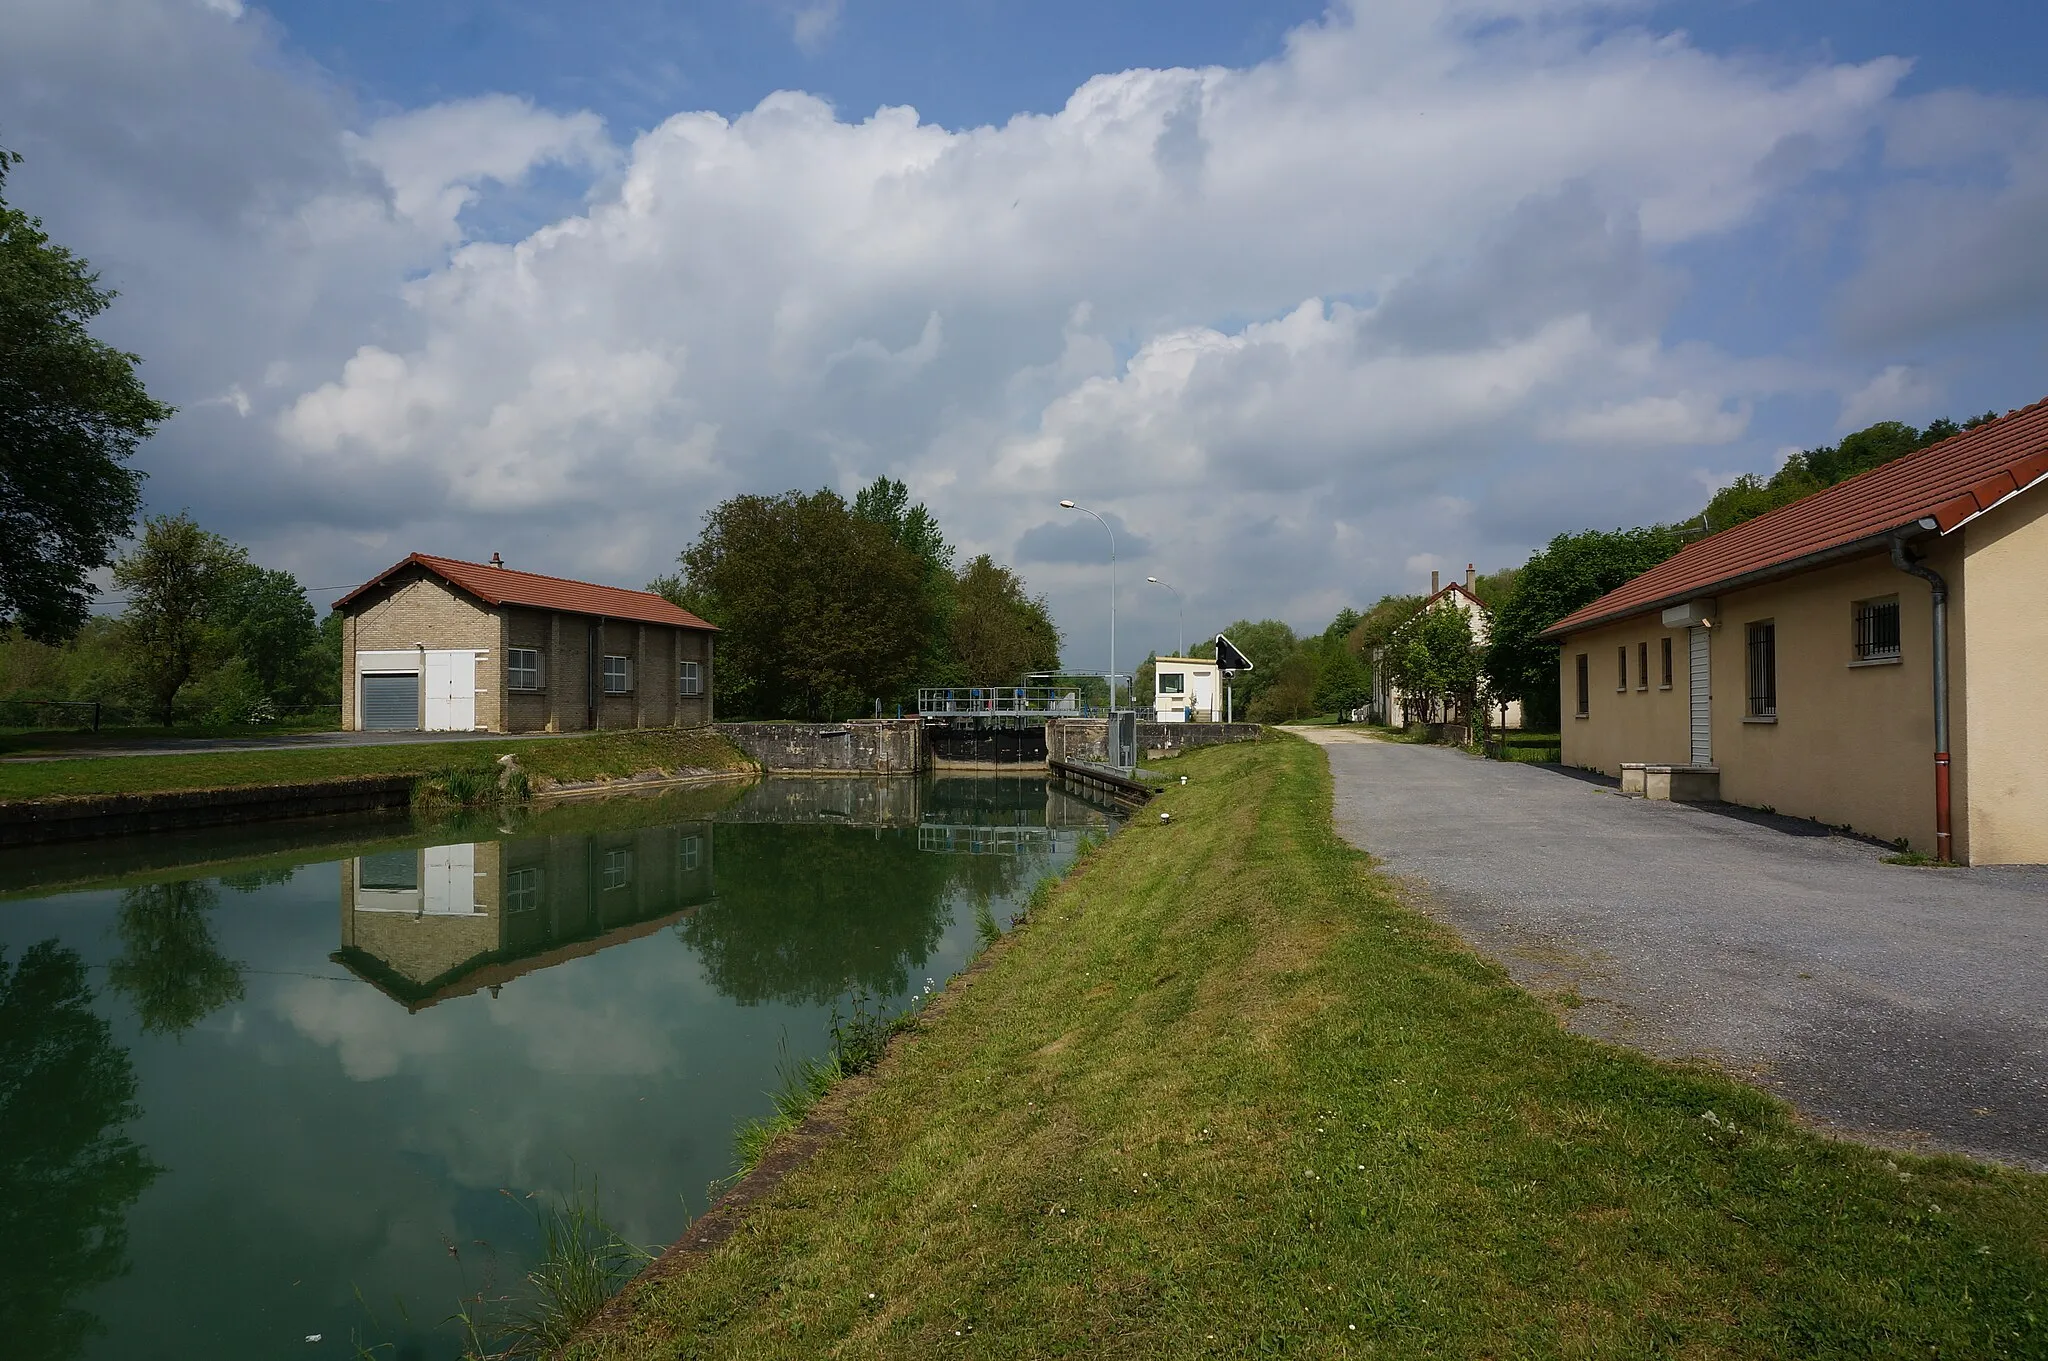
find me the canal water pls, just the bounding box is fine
[0,774,1114,1360]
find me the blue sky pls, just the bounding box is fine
[5,0,2047,664]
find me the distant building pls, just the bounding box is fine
[1369,565,1523,730]
[1151,657,1224,722]
[1543,399,2048,864]
[333,553,716,733]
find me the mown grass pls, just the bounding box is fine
[0,713,340,757]
[0,727,754,801]
[573,733,2047,1360]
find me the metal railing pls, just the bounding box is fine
[0,698,103,731]
[917,687,1088,717]
[916,824,1064,855]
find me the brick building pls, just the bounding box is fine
[333,553,716,733]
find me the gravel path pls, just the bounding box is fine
[1293,728,2048,1170]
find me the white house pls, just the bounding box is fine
[1368,565,1523,730]
[1152,657,1224,722]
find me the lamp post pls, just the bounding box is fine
[1060,500,1115,710]
[1145,576,1184,658]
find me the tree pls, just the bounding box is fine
[949,554,1061,684]
[219,566,320,706]
[1484,526,1685,730]
[1195,619,1299,712]
[110,514,246,724]
[1698,416,1999,534]
[1389,601,1483,725]
[0,940,160,1359]
[1312,643,1369,718]
[676,489,938,719]
[1247,648,1319,723]
[0,147,172,644]
[106,880,244,1036]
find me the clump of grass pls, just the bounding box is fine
[729,987,936,1177]
[973,896,1002,950]
[413,756,529,812]
[491,1183,651,1357]
[1881,848,1956,867]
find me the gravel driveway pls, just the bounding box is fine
[1293,728,2048,1170]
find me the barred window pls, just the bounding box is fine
[1617,646,1628,692]
[602,655,632,694]
[508,647,542,691]
[1575,654,1590,717]
[506,866,541,914]
[601,848,633,890]
[1660,636,1673,689]
[679,660,703,696]
[678,835,702,874]
[1746,621,1777,718]
[1854,597,1901,662]
[1637,641,1649,691]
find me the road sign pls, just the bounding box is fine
[1214,634,1253,674]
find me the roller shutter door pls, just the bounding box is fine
[362,673,420,730]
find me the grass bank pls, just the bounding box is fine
[0,728,753,802]
[575,734,2047,1359]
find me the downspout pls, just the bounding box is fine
[1890,530,1952,862]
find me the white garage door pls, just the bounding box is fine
[424,650,478,731]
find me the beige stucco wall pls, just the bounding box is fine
[1560,541,1973,858]
[1958,490,2048,864]
[1557,619,1692,770]
[340,570,500,731]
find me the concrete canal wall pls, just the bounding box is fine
[0,775,417,849]
[712,720,926,774]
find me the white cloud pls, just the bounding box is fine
[10,0,2040,654]
[1839,364,1941,431]
[788,0,844,54]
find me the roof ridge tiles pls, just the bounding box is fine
[1542,395,2048,638]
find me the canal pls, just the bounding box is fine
[0,773,1115,1360]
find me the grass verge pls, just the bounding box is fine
[0,727,753,802]
[574,733,2047,1359]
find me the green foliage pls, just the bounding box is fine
[105,880,244,1036]
[677,488,938,719]
[1196,618,1299,713]
[0,939,160,1361]
[1699,416,1999,534]
[1311,642,1369,717]
[0,149,172,645]
[1387,601,1483,723]
[950,554,1061,684]
[110,514,248,725]
[1484,525,1687,728]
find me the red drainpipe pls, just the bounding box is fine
[1891,532,1952,862]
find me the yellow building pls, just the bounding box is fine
[1545,398,2048,864]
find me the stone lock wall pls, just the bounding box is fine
[713,719,926,773]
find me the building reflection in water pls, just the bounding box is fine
[333,822,716,1012]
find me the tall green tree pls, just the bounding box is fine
[676,488,938,719]
[1195,619,1299,712]
[1485,526,1686,729]
[1390,602,1484,724]
[1698,415,2001,533]
[217,566,322,705]
[111,514,247,724]
[949,554,1061,684]
[1312,643,1370,718]
[0,940,160,1360]
[0,146,172,644]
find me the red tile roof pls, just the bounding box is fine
[334,553,716,631]
[1543,397,2048,638]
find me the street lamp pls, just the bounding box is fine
[1146,576,1184,658]
[1060,500,1115,710]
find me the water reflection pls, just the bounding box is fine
[334,822,717,1013]
[0,774,1116,1360]
[108,882,245,1037]
[0,942,159,1359]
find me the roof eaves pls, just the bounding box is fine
[1930,458,2048,535]
[1539,522,1935,640]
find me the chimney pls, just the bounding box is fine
[490,552,504,568]
[1431,569,1440,594]
[1466,563,1476,591]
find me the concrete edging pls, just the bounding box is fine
[0,775,418,848]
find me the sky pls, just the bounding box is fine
[6,0,2048,674]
